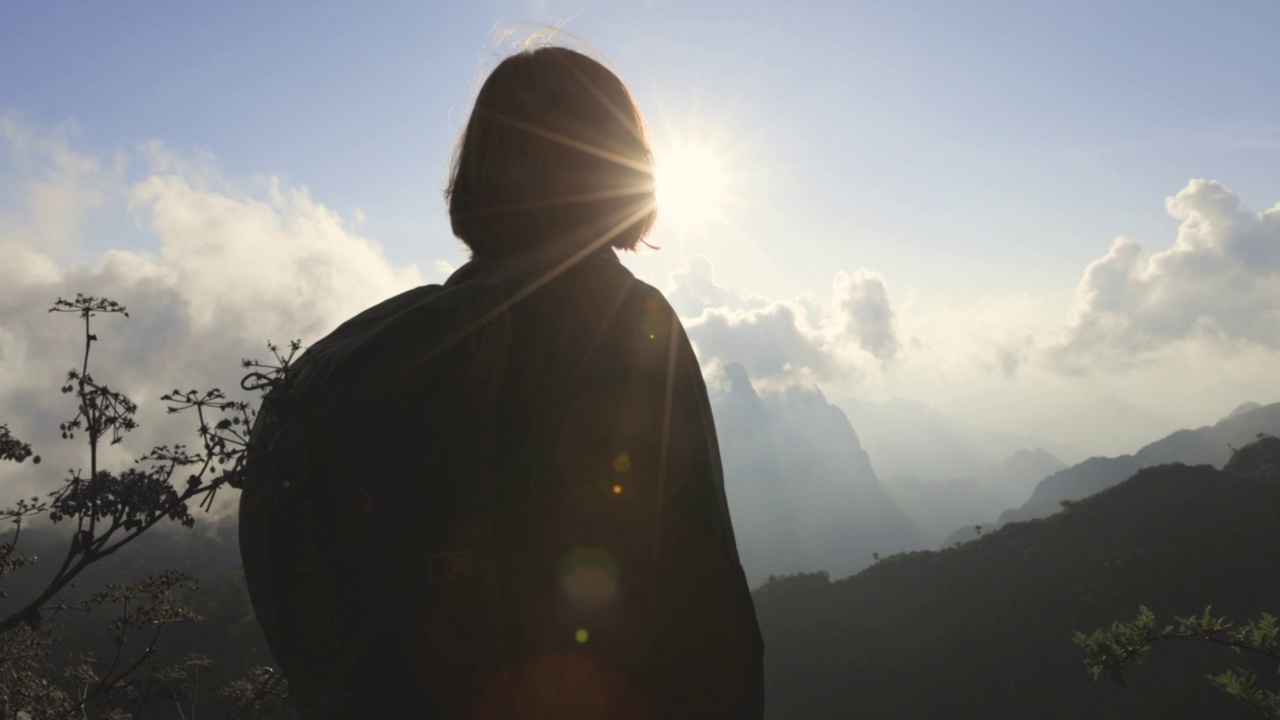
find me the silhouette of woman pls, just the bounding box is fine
[240,44,763,720]
[443,45,764,719]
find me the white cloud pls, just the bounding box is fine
[664,255,767,318]
[668,257,901,387]
[0,113,123,257]
[1048,179,1280,374]
[0,120,424,513]
[661,190,1280,456]
[689,302,840,382]
[835,269,899,362]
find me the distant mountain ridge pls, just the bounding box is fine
[1227,401,1262,419]
[980,448,1069,506]
[882,448,1067,545]
[943,401,1280,546]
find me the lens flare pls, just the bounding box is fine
[559,548,620,613]
[612,451,631,473]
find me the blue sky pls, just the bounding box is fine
[3,0,1280,453]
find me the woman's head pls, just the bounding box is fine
[447,46,657,258]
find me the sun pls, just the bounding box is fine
[654,141,730,229]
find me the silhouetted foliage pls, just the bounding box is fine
[1,294,298,718]
[1076,605,1280,717]
[1073,435,1280,718]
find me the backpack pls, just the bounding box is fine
[239,253,765,719]
[238,264,515,718]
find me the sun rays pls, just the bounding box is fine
[654,140,730,230]
[641,81,778,261]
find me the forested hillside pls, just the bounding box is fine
[756,453,1280,719]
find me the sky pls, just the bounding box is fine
[3,0,1280,488]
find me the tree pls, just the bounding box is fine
[1,294,296,718]
[1075,605,1280,717]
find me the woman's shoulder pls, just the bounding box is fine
[567,253,682,340]
[502,251,686,367]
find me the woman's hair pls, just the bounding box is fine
[446,46,657,258]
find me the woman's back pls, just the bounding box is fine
[484,248,763,717]
[240,42,764,719]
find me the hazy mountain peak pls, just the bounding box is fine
[993,448,1066,476]
[721,362,758,399]
[977,447,1067,508]
[1226,401,1262,420]
[768,381,831,413]
[708,363,926,583]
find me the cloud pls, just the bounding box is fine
[664,255,767,318]
[0,119,424,513]
[657,184,1280,444]
[996,343,1023,379]
[0,113,123,256]
[688,303,840,382]
[668,257,902,387]
[1048,179,1280,374]
[835,269,899,362]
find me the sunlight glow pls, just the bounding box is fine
[654,142,730,229]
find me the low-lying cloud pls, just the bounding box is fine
[668,256,902,386]
[836,269,899,362]
[0,116,423,510]
[1048,179,1280,374]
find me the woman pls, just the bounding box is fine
[446,45,764,719]
[241,45,763,719]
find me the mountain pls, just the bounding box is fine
[832,395,1070,548]
[883,448,1067,546]
[977,447,1068,507]
[1227,401,1261,419]
[835,396,1085,482]
[711,364,928,584]
[754,443,1280,719]
[994,401,1280,528]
